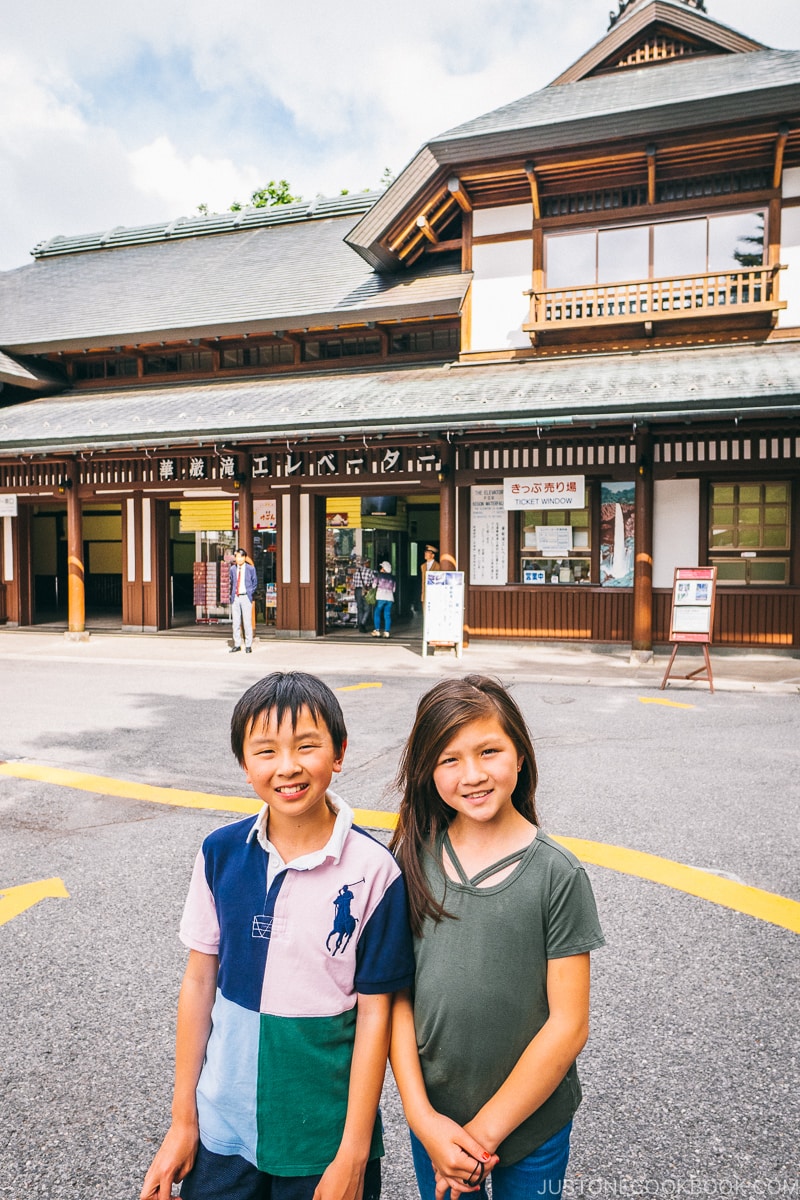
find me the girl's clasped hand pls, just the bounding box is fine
[389,675,605,1200]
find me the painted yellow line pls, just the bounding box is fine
[0,761,261,815]
[337,683,383,692]
[553,836,800,935]
[639,697,696,709]
[2,762,797,933]
[0,877,70,926]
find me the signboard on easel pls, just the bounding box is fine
[422,571,464,658]
[661,567,717,692]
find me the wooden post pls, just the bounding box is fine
[65,457,86,636]
[237,451,253,554]
[439,440,456,571]
[631,430,653,657]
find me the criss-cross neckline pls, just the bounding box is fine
[441,829,536,888]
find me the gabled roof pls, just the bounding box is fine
[347,47,800,269]
[0,206,469,354]
[0,341,798,455]
[551,0,764,85]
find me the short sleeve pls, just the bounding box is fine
[355,873,415,995]
[546,862,605,960]
[179,848,221,954]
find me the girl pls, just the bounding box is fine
[389,675,604,1200]
[372,561,396,638]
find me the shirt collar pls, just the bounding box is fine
[246,789,354,873]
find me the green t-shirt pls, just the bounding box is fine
[412,829,605,1166]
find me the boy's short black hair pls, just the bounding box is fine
[230,671,347,764]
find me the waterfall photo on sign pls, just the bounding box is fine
[600,482,635,587]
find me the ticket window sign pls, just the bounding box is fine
[523,569,546,584]
[504,476,585,510]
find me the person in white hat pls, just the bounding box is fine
[372,561,396,638]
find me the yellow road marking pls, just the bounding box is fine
[337,683,383,691]
[638,697,696,709]
[0,761,261,815]
[553,836,800,935]
[0,877,70,926]
[2,762,798,933]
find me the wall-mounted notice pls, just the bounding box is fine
[0,496,18,517]
[535,525,573,556]
[504,476,585,510]
[471,486,507,585]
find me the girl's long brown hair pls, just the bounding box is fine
[389,674,539,937]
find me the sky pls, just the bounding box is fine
[2,0,799,272]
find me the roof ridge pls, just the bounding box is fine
[31,191,383,260]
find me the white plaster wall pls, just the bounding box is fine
[473,204,533,237]
[781,167,800,199]
[653,478,700,588]
[779,206,800,327]
[469,240,532,351]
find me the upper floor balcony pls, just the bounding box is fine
[524,264,785,341]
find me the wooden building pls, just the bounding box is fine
[1,0,799,650]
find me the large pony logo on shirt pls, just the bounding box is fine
[326,878,365,955]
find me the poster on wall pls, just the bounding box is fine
[0,496,18,517]
[471,486,507,585]
[233,499,278,531]
[600,482,635,587]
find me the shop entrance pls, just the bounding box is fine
[166,500,278,631]
[30,503,123,625]
[324,494,439,636]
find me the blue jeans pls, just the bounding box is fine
[374,599,392,633]
[410,1122,571,1200]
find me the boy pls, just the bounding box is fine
[141,671,414,1200]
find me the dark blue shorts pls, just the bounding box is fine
[179,1141,381,1200]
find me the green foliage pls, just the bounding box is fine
[229,180,302,213]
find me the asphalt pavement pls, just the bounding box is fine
[0,627,798,1199]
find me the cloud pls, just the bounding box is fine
[1,0,799,269]
[128,137,263,217]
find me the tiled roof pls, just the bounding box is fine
[346,47,800,268]
[31,192,380,258]
[0,341,798,455]
[432,49,800,146]
[0,210,468,353]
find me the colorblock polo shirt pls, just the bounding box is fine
[180,793,414,1176]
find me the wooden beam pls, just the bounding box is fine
[424,238,462,254]
[524,161,541,220]
[646,143,657,207]
[447,176,473,213]
[773,123,790,190]
[416,215,439,245]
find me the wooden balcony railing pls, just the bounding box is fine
[524,264,785,333]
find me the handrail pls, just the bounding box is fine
[524,264,786,330]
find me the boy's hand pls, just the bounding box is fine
[139,1120,199,1200]
[311,1151,366,1200]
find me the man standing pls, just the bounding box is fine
[351,556,375,633]
[419,544,440,608]
[229,548,257,654]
